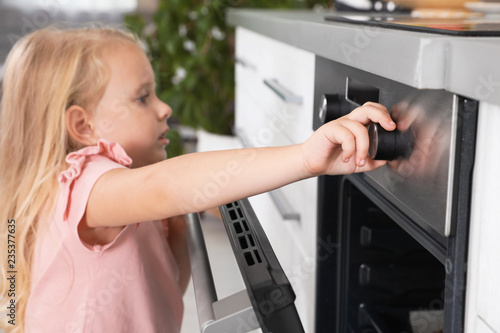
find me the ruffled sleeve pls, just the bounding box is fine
[56,139,133,251]
[59,139,132,185]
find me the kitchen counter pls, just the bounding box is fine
[227,9,500,105]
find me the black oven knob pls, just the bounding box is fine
[319,94,352,124]
[368,123,414,160]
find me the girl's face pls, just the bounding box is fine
[93,42,172,168]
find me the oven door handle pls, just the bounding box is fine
[263,78,303,105]
[235,128,301,221]
[185,212,259,333]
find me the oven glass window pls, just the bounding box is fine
[339,180,445,333]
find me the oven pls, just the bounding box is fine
[313,56,478,332]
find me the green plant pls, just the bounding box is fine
[125,0,329,156]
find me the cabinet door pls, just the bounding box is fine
[466,102,500,333]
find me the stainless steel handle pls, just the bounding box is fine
[235,128,301,221]
[184,213,259,333]
[235,56,257,71]
[263,78,303,105]
[185,213,217,329]
[269,189,301,221]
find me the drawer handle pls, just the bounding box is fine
[235,56,257,71]
[269,189,301,221]
[235,128,301,221]
[263,78,303,105]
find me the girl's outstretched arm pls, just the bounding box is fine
[85,103,395,228]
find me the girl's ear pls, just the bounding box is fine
[65,105,97,147]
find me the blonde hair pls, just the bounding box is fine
[0,26,139,332]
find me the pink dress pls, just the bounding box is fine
[25,140,184,333]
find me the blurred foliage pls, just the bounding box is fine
[125,0,330,157]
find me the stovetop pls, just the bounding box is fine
[325,14,500,36]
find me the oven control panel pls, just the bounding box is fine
[314,56,460,237]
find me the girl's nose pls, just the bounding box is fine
[158,100,172,121]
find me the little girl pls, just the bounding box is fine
[0,26,395,333]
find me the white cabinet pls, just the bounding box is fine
[234,27,318,333]
[465,102,500,333]
[235,27,316,148]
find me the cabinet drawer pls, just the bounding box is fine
[235,72,291,147]
[277,178,318,258]
[287,244,316,333]
[258,67,315,145]
[236,66,293,149]
[235,27,315,145]
[236,75,315,147]
[235,27,314,77]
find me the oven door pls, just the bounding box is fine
[185,198,304,333]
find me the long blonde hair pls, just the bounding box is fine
[0,26,139,332]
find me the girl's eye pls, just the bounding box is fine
[138,94,149,104]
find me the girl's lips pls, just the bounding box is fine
[158,137,170,146]
[158,130,169,146]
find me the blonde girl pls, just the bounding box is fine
[0,26,395,332]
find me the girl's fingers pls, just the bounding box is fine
[347,103,396,131]
[359,158,387,172]
[320,102,398,169]
[338,119,370,166]
[326,123,356,163]
[363,101,387,111]
[325,119,372,167]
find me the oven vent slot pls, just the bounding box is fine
[225,202,263,267]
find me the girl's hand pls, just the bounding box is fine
[301,102,396,176]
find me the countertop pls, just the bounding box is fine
[227,9,500,105]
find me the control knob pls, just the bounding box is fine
[318,94,353,124]
[368,123,414,160]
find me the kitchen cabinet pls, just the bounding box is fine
[234,27,318,333]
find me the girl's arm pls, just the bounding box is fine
[85,103,396,228]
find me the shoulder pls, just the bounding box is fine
[59,139,132,187]
[54,141,133,249]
